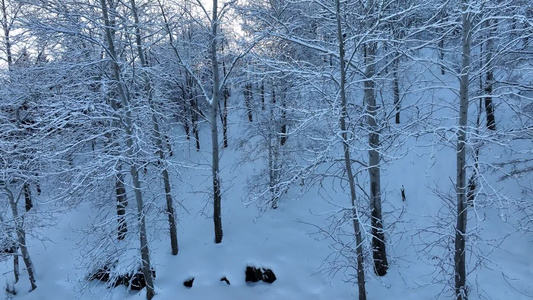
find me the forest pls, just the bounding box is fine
[0,0,532,299]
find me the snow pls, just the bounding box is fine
[1,63,532,300]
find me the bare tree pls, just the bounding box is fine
[335,0,367,296]
[454,1,471,298]
[99,0,155,297]
[129,0,179,256]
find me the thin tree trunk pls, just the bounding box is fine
[23,183,32,211]
[129,0,179,256]
[261,80,265,110]
[116,170,128,240]
[1,0,13,70]
[335,0,366,298]
[280,90,287,146]
[99,1,154,298]
[439,36,445,75]
[13,247,19,283]
[186,75,201,151]
[455,4,471,299]
[484,19,496,131]
[392,54,401,124]
[221,46,229,148]
[102,0,130,243]
[244,83,253,122]
[5,187,37,291]
[211,0,223,244]
[0,212,19,283]
[269,92,280,209]
[2,4,24,285]
[365,41,388,277]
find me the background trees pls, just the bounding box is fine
[0,0,531,299]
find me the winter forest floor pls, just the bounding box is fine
[2,67,533,300]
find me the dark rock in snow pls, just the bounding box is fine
[245,266,262,283]
[220,276,230,285]
[183,277,194,288]
[245,266,276,284]
[88,263,156,291]
[262,268,276,283]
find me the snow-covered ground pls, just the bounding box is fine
[1,63,532,300]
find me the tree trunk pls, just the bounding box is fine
[222,88,229,148]
[115,170,128,241]
[365,42,388,277]
[244,83,253,122]
[211,0,223,244]
[13,243,19,283]
[439,36,445,75]
[335,0,367,298]
[392,54,401,124]
[455,4,471,299]
[5,187,37,291]
[221,48,229,148]
[1,0,13,70]
[129,0,179,256]
[186,74,201,151]
[99,1,155,298]
[261,80,265,110]
[280,90,287,146]
[1,5,20,282]
[484,19,496,131]
[23,183,32,211]
[269,92,280,209]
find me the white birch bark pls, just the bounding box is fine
[211,0,223,243]
[454,2,471,298]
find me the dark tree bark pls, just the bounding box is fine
[439,36,445,75]
[484,19,496,131]
[244,83,253,122]
[221,45,229,148]
[23,182,32,211]
[392,54,401,124]
[186,74,201,151]
[261,80,265,110]
[115,170,128,241]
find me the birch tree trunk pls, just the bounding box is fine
[211,0,223,244]
[129,0,179,256]
[99,1,155,298]
[365,41,388,277]
[454,2,471,299]
[335,0,366,298]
